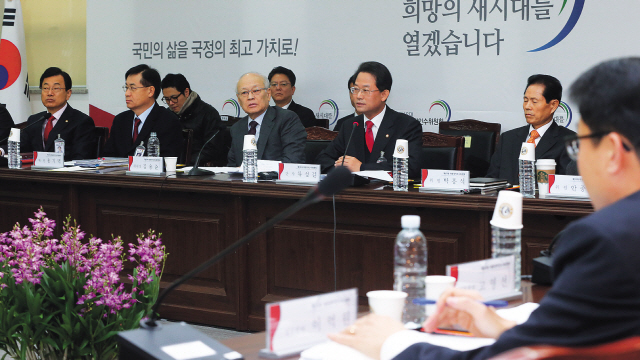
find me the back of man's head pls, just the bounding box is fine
[526,74,562,103]
[268,66,296,86]
[570,57,640,156]
[162,73,191,93]
[40,67,72,90]
[126,64,162,99]
[355,61,392,92]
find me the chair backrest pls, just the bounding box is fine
[306,126,338,141]
[179,128,194,165]
[439,119,502,177]
[94,126,109,158]
[310,118,330,129]
[420,132,464,171]
[304,127,338,164]
[220,115,242,128]
[489,336,640,360]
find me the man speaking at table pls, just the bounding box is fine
[227,72,306,166]
[486,75,575,184]
[330,57,640,359]
[103,64,183,158]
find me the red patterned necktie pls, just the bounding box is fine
[133,117,141,142]
[527,129,540,147]
[43,115,55,143]
[365,120,374,153]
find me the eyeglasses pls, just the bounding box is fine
[269,82,290,88]
[350,87,380,96]
[564,131,633,161]
[41,86,66,93]
[123,85,150,92]
[162,93,184,104]
[237,88,267,98]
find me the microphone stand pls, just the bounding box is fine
[187,129,221,176]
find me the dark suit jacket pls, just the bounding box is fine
[393,190,640,360]
[227,106,307,166]
[20,104,95,160]
[103,103,183,158]
[315,107,423,178]
[287,100,317,128]
[0,104,15,145]
[176,95,225,166]
[486,121,575,185]
[333,113,356,132]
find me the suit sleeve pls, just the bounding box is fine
[298,106,317,128]
[227,123,240,167]
[67,115,96,160]
[102,118,119,157]
[315,128,348,173]
[0,105,14,144]
[486,134,504,178]
[279,112,307,163]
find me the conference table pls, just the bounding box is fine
[0,166,592,331]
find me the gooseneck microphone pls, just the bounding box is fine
[341,121,359,166]
[0,114,48,144]
[187,129,221,176]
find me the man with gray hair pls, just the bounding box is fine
[227,72,307,166]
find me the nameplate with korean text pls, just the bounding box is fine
[277,163,320,184]
[32,152,64,169]
[127,156,163,175]
[548,174,590,199]
[421,169,469,191]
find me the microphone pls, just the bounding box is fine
[186,129,220,176]
[116,167,352,358]
[341,121,359,166]
[0,114,48,144]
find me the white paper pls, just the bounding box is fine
[161,341,216,359]
[355,170,393,182]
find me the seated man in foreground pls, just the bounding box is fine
[227,72,306,166]
[330,57,640,359]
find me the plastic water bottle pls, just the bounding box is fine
[393,156,409,191]
[135,141,146,157]
[519,159,535,198]
[8,128,20,169]
[394,215,427,327]
[54,134,65,155]
[491,225,522,291]
[243,149,257,183]
[147,132,160,157]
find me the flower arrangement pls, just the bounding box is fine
[0,208,167,359]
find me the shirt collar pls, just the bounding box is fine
[280,100,292,110]
[50,103,68,120]
[135,103,155,122]
[250,109,267,126]
[364,105,386,128]
[529,119,553,138]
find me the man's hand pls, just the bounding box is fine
[328,314,405,360]
[422,288,517,339]
[335,155,362,172]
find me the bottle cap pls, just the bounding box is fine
[518,142,535,161]
[401,215,420,228]
[490,190,523,229]
[243,134,257,150]
[151,132,157,136]
[8,128,19,142]
[393,139,409,159]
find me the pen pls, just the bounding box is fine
[412,298,508,307]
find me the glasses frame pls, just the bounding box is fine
[269,82,291,88]
[41,86,67,93]
[564,131,632,161]
[123,85,150,92]
[162,92,184,104]
[349,87,380,96]
[237,88,267,98]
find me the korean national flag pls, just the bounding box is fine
[0,0,30,124]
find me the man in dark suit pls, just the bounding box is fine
[486,74,575,184]
[0,104,15,145]
[103,64,183,158]
[316,61,422,178]
[333,73,360,132]
[227,72,306,166]
[0,67,95,160]
[329,58,640,360]
[267,66,317,128]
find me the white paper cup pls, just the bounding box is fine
[393,139,409,159]
[366,290,407,322]
[538,182,549,198]
[425,275,456,315]
[490,190,523,229]
[243,134,257,150]
[164,157,178,172]
[535,159,556,198]
[518,142,535,161]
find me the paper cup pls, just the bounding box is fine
[518,142,535,161]
[366,290,407,322]
[536,159,556,199]
[425,276,456,315]
[393,139,409,159]
[243,134,257,150]
[490,190,523,229]
[164,157,178,172]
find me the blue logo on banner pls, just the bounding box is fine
[528,0,585,52]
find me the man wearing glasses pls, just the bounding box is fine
[103,64,183,158]
[227,72,306,167]
[161,74,225,166]
[316,61,423,178]
[486,74,575,185]
[267,66,316,128]
[1,67,95,160]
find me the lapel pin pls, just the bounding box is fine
[65,120,68,123]
[386,134,389,138]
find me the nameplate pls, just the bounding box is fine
[32,152,64,169]
[447,256,520,301]
[548,174,590,199]
[262,288,357,357]
[127,156,163,174]
[220,115,229,121]
[277,163,320,184]
[421,169,469,191]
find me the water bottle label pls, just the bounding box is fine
[446,256,518,300]
[421,169,469,191]
[277,163,320,184]
[127,156,163,174]
[32,152,64,169]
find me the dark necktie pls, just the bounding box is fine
[133,117,141,143]
[365,120,374,153]
[248,120,258,135]
[43,114,55,143]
